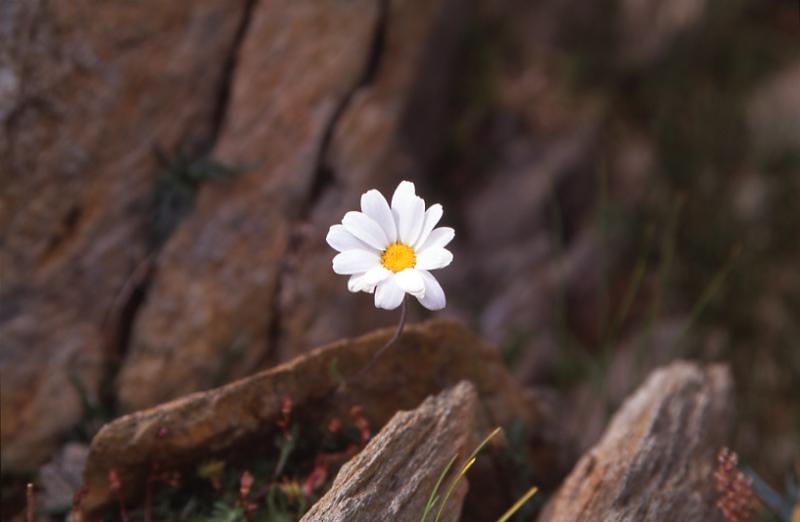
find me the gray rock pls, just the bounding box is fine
[538,361,733,522]
[301,382,478,522]
[37,442,89,511]
[748,60,800,153]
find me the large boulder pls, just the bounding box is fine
[538,361,733,522]
[0,0,249,470]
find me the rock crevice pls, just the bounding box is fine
[306,0,391,212]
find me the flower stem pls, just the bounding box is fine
[339,298,407,390]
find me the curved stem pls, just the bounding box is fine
[340,298,407,390]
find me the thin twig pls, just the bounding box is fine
[339,298,407,391]
[26,483,34,522]
[239,471,256,522]
[108,470,129,522]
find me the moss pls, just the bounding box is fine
[148,148,243,248]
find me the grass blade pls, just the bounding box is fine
[421,454,458,522]
[496,485,538,522]
[466,427,502,465]
[434,457,477,522]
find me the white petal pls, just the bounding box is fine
[364,265,392,284]
[390,180,416,208]
[326,225,377,253]
[361,189,397,243]
[332,250,380,275]
[348,274,377,294]
[347,266,390,293]
[416,270,446,310]
[419,227,454,251]
[374,277,405,310]
[341,211,389,250]
[393,268,425,297]
[413,204,443,249]
[348,274,367,293]
[391,181,426,245]
[359,266,392,292]
[415,247,453,270]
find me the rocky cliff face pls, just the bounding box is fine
[117,0,472,412]
[1,0,251,468]
[2,0,471,467]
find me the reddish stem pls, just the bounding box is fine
[339,298,407,391]
[26,483,34,522]
[117,493,129,522]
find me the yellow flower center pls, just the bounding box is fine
[381,242,416,272]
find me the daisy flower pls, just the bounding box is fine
[326,181,454,310]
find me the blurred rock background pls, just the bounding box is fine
[1,0,798,511]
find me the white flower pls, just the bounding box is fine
[326,181,454,310]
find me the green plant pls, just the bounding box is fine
[149,148,243,248]
[421,427,538,522]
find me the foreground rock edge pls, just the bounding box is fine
[301,381,478,522]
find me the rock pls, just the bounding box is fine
[301,382,478,522]
[117,0,469,411]
[0,0,250,469]
[619,0,707,65]
[561,319,689,453]
[84,319,563,515]
[116,0,379,412]
[538,361,733,522]
[747,61,800,153]
[37,443,90,512]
